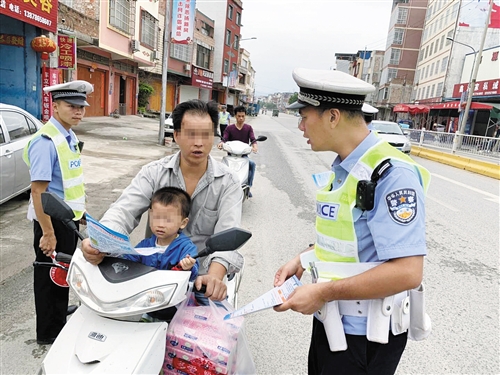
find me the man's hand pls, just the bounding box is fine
[194,274,227,301]
[39,232,57,257]
[274,255,304,287]
[251,143,258,153]
[81,238,105,265]
[274,283,327,315]
[217,142,224,150]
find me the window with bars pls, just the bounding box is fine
[109,0,131,34]
[225,30,231,46]
[397,8,408,24]
[236,12,241,26]
[393,28,404,45]
[234,35,239,50]
[224,59,229,74]
[140,11,157,49]
[196,45,211,69]
[201,21,213,37]
[389,48,401,65]
[228,5,233,20]
[171,43,192,63]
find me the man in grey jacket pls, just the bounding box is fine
[81,100,243,301]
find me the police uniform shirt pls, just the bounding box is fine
[27,116,80,199]
[330,131,427,335]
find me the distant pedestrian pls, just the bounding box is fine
[218,105,231,137]
[23,80,93,345]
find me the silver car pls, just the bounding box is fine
[371,120,412,154]
[0,103,42,204]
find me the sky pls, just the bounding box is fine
[239,0,395,96]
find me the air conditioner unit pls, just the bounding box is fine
[184,64,191,71]
[131,39,140,52]
[151,50,160,61]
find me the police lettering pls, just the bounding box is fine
[316,202,339,221]
[69,159,81,169]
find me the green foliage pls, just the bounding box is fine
[288,92,298,104]
[264,102,277,110]
[138,82,154,108]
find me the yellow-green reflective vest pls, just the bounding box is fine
[219,112,229,124]
[315,140,430,265]
[23,121,86,220]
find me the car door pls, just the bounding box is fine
[0,116,15,203]
[1,110,33,194]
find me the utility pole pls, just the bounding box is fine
[158,0,171,145]
[452,0,494,153]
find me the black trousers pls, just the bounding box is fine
[33,219,79,341]
[219,124,228,138]
[308,318,407,375]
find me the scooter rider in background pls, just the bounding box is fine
[82,100,244,301]
[217,106,258,198]
[274,68,431,375]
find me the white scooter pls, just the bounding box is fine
[35,192,252,375]
[221,135,267,199]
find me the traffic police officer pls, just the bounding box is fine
[218,105,231,137]
[362,102,378,130]
[274,68,431,374]
[23,80,93,345]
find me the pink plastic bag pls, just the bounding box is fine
[164,291,255,375]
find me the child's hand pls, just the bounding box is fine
[180,255,196,270]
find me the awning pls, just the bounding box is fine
[429,101,493,110]
[393,104,430,114]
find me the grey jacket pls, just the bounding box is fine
[100,151,244,274]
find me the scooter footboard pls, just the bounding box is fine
[42,305,168,374]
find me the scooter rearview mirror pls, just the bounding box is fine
[41,192,85,240]
[194,227,252,259]
[256,135,267,142]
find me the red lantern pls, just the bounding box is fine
[31,35,57,60]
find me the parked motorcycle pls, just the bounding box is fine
[35,192,252,374]
[221,135,267,199]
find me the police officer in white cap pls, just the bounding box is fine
[362,102,378,130]
[274,68,431,374]
[23,80,93,345]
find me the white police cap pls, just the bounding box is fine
[362,103,378,114]
[43,80,94,107]
[287,68,375,111]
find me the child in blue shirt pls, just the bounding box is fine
[123,186,199,281]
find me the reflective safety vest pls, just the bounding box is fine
[219,112,229,124]
[23,121,86,220]
[315,140,430,268]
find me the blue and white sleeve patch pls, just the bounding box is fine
[385,189,417,225]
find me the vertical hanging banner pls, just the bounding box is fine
[58,35,76,69]
[41,66,59,122]
[171,0,196,44]
[459,0,500,28]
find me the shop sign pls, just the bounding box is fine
[0,33,25,47]
[171,0,196,44]
[0,0,58,34]
[41,66,58,122]
[191,65,213,89]
[58,35,75,69]
[453,78,500,98]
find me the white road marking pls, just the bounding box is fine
[432,173,499,204]
[426,194,460,212]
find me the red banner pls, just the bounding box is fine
[0,0,58,34]
[191,65,213,89]
[58,35,75,69]
[453,79,500,98]
[41,66,59,122]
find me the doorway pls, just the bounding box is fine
[119,76,126,115]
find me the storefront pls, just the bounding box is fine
[393,104,430,129]
[0,1,58,117]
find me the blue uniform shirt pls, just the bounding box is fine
[330,131,427,335]
[27,117,79,199]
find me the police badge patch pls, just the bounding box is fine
[385,189,417,225]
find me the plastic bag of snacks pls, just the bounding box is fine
[164,291,255,374]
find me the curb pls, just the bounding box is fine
[411,146,500,180]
